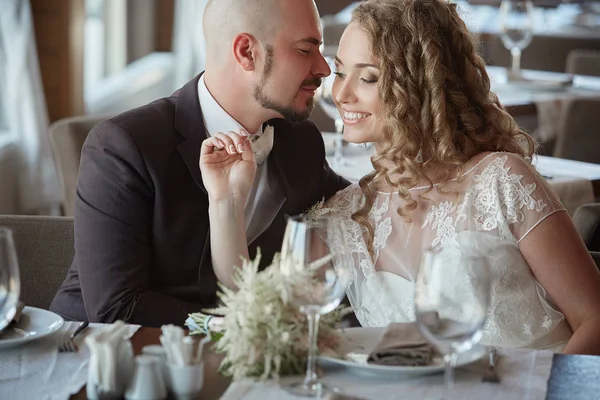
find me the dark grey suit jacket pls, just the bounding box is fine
[49,75,350,327]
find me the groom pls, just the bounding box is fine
[50,0,349,327]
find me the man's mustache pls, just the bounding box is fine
[301,78,322,88]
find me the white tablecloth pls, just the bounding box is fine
[221,347,553,400]
[0,321,140,400]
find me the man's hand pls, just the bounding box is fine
[199,130,257,202]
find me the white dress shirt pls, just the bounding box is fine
[197,76,284,244]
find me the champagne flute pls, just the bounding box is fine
[499,0,535,79]
[499,0,534,73]
[0,227,20,332]
[279,214,351,397]
[315,57,351,168]
[414,246,490,399]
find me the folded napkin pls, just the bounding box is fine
[367,322,434,366]
[85,320,135,398]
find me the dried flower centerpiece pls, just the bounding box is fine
[186,251,351,381]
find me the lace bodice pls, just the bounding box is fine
[320,152,572,350]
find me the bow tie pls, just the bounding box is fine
[249,125,274,165]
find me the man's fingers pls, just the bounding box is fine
[202,130,250,158]
[200,137,225,156]
[214,130,250,155]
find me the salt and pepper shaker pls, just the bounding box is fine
[142,345,171,390]
[125,355,167,400]
[160,325,210,400]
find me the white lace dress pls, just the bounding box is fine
[321,152,573,351]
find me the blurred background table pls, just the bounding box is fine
[325,143,600,214]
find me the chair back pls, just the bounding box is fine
[566,49,600,77]
[552,97,600,164]
[0,215,74,309]
[573,203,600,252]
[49,115,107,216]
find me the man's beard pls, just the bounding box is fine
[252,45,321,125]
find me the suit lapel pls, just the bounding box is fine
[175,74,208,195]
[266,119,301,213]
[248,212,287,269]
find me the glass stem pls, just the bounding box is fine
[443,352,458,400]
[303,312,321,388]
[510,47,522,74]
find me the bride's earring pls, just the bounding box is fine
[415,149,423,163]
[362,142,370,149]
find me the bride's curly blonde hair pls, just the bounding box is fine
[350,0,535,254]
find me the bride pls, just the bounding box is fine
[317,0,600,354]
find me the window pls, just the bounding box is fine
[84,0,127,98]
[83,0,175,115]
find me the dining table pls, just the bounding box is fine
[62,326,600,400]
[2,295,600,399]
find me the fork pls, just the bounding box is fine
[58,321,89,353]
[482,346,501,383]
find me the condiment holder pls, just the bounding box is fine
[142,344,170,389]
[125,355,167,400]
[85,321,135,400]
[160,325,211,400]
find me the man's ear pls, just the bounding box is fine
[232,33,257,71]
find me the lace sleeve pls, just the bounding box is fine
[514,159,566,242]
[477,154,567,243]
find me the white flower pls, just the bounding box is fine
[187,250,351,381]
[264,304,273,315]
[305,198,334,219]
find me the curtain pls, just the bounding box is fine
[171,0,209,90]
[0,0,62,214]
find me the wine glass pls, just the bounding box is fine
[499,0,534,79]
[414,245,490,399]
[279,214,351,397]
[0,227,21,332]
[315,56,351,168]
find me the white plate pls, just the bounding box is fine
[0,306,64,349]
[319,327,485,378]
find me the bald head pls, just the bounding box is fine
[203,0,286,65]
